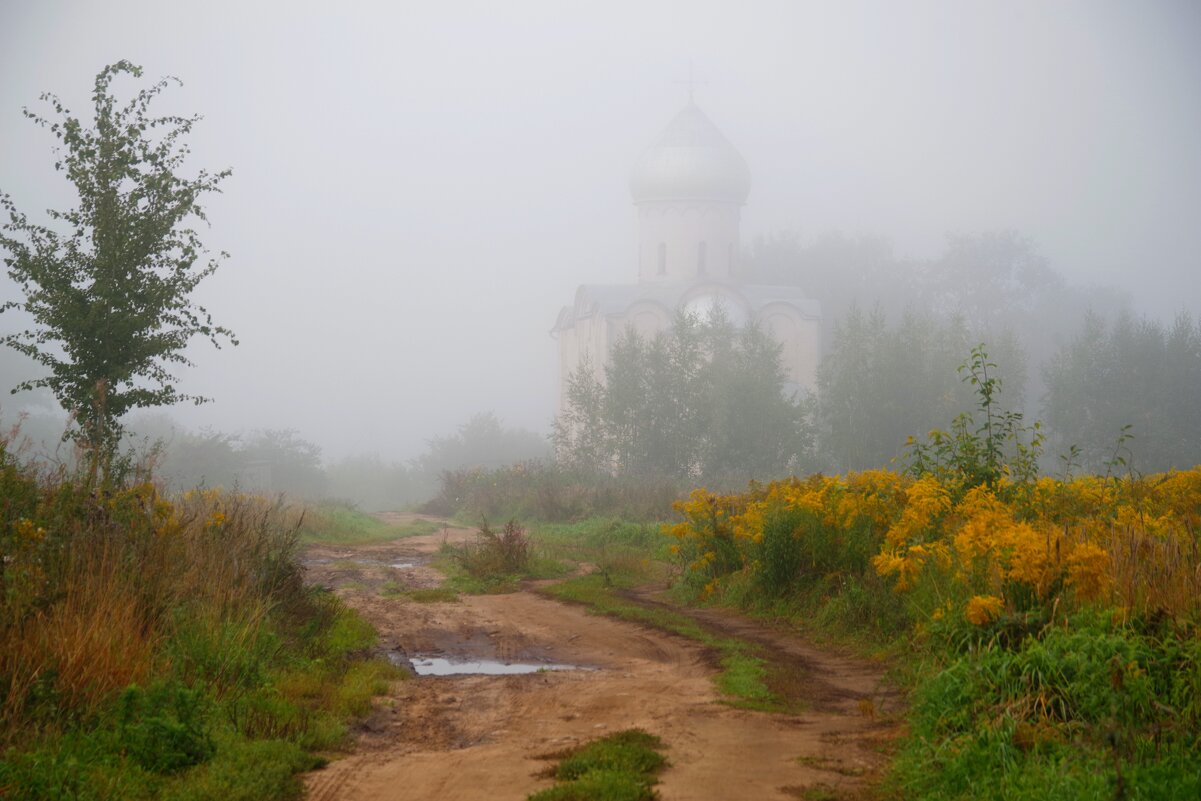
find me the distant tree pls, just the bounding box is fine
[554,307,813,481]
[0,61,234,481]
[126,416,241,491]
[741,229,1127,408]
[552,356,611,475]
[816,306,1027,472]
[697,311,814,479]
[740,230,914,346]
[415,411,549,474]
[240,429,326,498]
[917,232,1061,331]
[1043,311,1201,472]
[326,454,429,512]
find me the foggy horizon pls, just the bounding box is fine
[2,0,1199,463]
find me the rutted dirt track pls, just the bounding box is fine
[304,515,902,801]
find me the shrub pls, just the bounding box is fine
[454,520,531,579]
[0,441,395,800]
[116,683,215,774]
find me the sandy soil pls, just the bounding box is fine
[304,515,901,801]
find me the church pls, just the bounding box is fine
[552,98,821,412]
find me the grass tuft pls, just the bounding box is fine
[529,729,667,801]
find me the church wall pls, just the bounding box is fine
[637,202,741,283]
[557,314,611,415]
[758,304,822,393]
[625,302,672,340]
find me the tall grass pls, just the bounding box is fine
[0,443,397,799]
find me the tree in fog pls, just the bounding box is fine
[126,413,241,489]
[326,454,428,512]
[696,310,813,479]
[415,411,549,474]
[741,229,1125,396]
[239,429,326,497]
[1043,311,1201,473]
[0,62,235,480]
[740,231,913,345]
[816,306,1027,472]
[554,307,813,481]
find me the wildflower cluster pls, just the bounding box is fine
[667,467,1201,627]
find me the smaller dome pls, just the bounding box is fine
[630,102,751,204]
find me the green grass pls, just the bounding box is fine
[886,610,1201,801]
[541,573,789,712]
[0,597,402,801]
[297,504,396,544]
[298,505,447,545]
[379,582,460,603]
[389,518,448,538]
[529,729,666,801]
[406,587,461,603]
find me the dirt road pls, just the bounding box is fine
[303,515,901,801]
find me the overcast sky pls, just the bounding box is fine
[1,0,1198,460]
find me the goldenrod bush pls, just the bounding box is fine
[667,467,1201,798]
[669,468,1201,626]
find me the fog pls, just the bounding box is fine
[1,0,1199,464]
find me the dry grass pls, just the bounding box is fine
[0,476,305,743]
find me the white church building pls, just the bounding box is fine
[552,99,821,412]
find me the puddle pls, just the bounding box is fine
[406,655,587,676]
[304,556,425,569]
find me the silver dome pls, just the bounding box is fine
[630,101,751,204]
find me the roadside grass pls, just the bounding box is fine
[541,573,792,713]
[0,590,403,801]
[297,504,447,545]
[701,568,912,679]
[529,729,667,801]
[0,450,402,801]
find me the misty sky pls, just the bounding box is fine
[1,0,1199,461]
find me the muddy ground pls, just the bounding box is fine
[303,515,902,801]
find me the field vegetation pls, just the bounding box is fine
[663,352,1201,799]
[0,447,398,801]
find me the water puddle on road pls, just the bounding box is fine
[400,654,588,676]
[304,556,426,569]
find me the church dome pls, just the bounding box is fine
[630,101,751,205]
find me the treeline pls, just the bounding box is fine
[554,231,1200,480]
[553,309,811,482]
[0,409,549,511]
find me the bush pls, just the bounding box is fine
[0,441,396,800]
[454,520,531,579]
[116,683,216,774]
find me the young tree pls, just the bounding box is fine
[554,307,813,481]
[0,61,235,480]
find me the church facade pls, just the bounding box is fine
[552,100,821,412]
